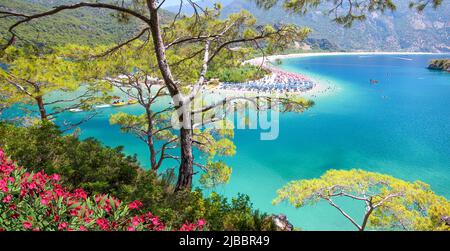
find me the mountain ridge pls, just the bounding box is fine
[220,0,450,52]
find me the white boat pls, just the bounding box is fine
[95,104,112,109]
[69,108,83,113]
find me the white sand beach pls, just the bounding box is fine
[247,51,438,65]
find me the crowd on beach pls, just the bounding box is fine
[104,62,318,96]
[218,65,315,94]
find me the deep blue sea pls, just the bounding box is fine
[3,54,450,230]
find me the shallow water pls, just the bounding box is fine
[3,54,450,230]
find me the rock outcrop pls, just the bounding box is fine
[428,59,450,72]
[271,214,294,231]
[441,216,450,226]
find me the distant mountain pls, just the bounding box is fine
[0,0,173,46]
[302,38,340,51]
[164,0,235,15]
[163,0,340,51]
[221,0,450,52]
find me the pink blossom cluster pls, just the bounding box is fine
[0,149,205,231]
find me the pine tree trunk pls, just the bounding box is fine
[147,0,195,192]
[174,127,194,192]
[35,96,47,121]
[148,136,158,171]
[145,108,158,171]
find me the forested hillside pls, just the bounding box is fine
[0,0,173,46]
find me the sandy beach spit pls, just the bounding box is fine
[247,51,439,65]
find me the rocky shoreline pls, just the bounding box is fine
[271,214,294,231]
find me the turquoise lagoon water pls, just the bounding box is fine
[3,54,450,230]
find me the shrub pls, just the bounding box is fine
[0,122,140,197]
[142,188,276,231]
[0,148,205,231]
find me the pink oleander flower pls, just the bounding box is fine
[9,204,16,210]
[103,204,112,213]
[0,179,8,193]
[58,222,68,231]
[2,194,12,203]
[41,198,49,205]
[52,174,60,181]
[95,218,110,230]
[128,200,143,210]
[152,217,160,226]
[23,222,32,229]
[131,216,141,226]
[73,188,87,199]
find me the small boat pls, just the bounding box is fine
[95,104,112,109]
[69,108,83,113]
[370,79,379,84]
[127,99,138,105]
[112,101,127,107]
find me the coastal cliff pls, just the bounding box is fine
[428,59,450,72]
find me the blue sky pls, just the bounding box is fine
[161,0,181,6]
[161,0,195,7]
